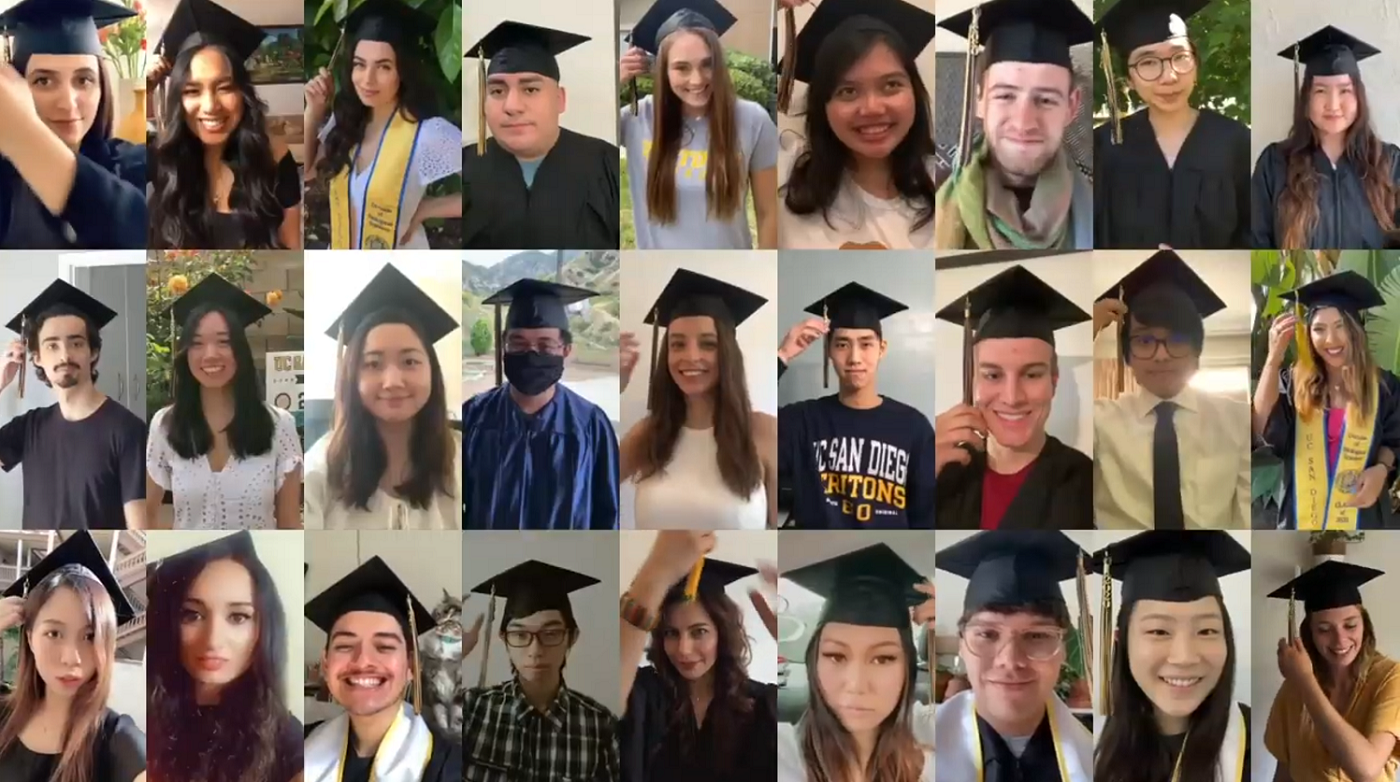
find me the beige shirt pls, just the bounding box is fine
[1094,386,1250,529]
[303,430,462,530]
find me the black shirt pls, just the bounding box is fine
[207,151,302,249]
[621,667,776,782]
[1251,141,1400,249]
[0,707,145,782]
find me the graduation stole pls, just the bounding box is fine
[935,690,1091,782]
[329,111,423,249]
[1212,703,1248,782]
[305,702,435,782]
[1292,372,1379,530]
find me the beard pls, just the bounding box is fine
[50,364,82,389]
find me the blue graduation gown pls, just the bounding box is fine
[462,384,620,529]
[0,137,146,249]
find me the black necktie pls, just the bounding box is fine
[1154,401,1184,529]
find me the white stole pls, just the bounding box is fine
[1217,704,1247,782]
[305,702,435,782]
[934,691,1092,782]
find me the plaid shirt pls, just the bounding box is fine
[465,678,620,782]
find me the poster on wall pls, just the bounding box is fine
[267,351,304,412]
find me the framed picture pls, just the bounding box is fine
[249,26,304,85]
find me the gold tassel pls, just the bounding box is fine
[1100,550,1114,717]
[1076,553,1094,702]
[477,48,487,156]
[1114,284,1127,396]
[776,7,796,113]
[822,301,829,390]
[1293,297,1314,374]
[1287,585,1297,644]
[956,8,982,169]
[961,296,974,405]
[478,585,497,689]
[408,594,422,714]
[648,307,659,411]
[1100,32,1122,145]
[18,314,26,400]
[493,304,503,387]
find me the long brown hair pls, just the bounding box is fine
[645,25,744,225]
[1277,73,1398,249]
[646,588,755,771]
[1301,606,1379,691]
[0,566,118,782]
[637,317,762,498]
[1291,307,1379,422]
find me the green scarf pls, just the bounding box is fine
[936,140,1073,250]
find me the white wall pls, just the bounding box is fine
[146,529,307,720]
[619,530,779,684]
[0,253,63,529]
[935,253,1096,455]
[1251,0,1400,166]
[618,250,779,529]
[463,531,622,713]
[110,659,149,730]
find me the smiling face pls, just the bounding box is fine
[181,47,243,146]
[666,315,720,397]
[35,314,95,390]
[960,611,1064,727]
[503,609,575,684]
[1308,306,1353,370]
[976,62,1079,183]
[351,39,401,110]
[357,323,432,423]
[1308,74,1358,138]
[187,310,237,389]
[1125,597,1228,730]
[813,622,907,734]
[25,53,102,150]
[1124,39,1196,114]
[29,585,99,698]
[974,338,1056,448]
[823,41,915,161]
[664,31,715,112]
[323,610,410,716]
[661,599,718,681]
[829,328,884,392]
[1308,605,1366,670]
[178,558,260,690]
[484,71,565,158]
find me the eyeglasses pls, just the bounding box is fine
[960,626,1066,661]
[1128,333,1193,360]
[1130,51,1196,82]
[504,339,566,356]
[503,628,569,648]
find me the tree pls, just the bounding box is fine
[470,319,493,357]
[1092,0,1250,126]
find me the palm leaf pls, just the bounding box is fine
[1366,266,1400,374]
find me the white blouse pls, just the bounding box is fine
[632,426,767,530]
[777,144,937,250]
[146,405,302,530]
[303,431,462,530]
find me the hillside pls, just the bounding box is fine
[463,251,620,358]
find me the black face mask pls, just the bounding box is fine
[503,351,564,396]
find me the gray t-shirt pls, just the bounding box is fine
[621,95,778,249]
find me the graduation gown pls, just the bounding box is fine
[621,667,777,782]
[935,435,1093,529]
[934,691,1093,782]
[463,129,620,250]
[0,137,146,249]
[1251,141,1400,249]
[1093,110,1251,249]
[1260,367,1400,529]
[462,384,620,529]
[305,718,461,782]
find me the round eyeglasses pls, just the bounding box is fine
[960,626,1066,661]
[1130,51,1196,82]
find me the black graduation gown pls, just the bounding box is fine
[0,707,145,782]
[621,667,777,782]
[1260,367,1400,529]
[305,720,462,782]
[980,711,1066,782]
[1251,141,1400,249]
[1093,109,1251,249]
[0,137,146,249]
[463,128,620,250]
[935,435,1093,529]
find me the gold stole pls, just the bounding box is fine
[329,112,422,249]
[1294,374,1379,530]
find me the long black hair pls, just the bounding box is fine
[783,24,936,232]
[315,33,439,182]
[162,302,275,460]
[149,40,286,249]
[147,535,290,782]
[1094,598,1237,782]
[327,308,456,510]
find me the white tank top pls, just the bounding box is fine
[633,426,768,530]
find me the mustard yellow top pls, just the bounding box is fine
[1265,655,1400,782]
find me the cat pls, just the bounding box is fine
[418,589,464,742]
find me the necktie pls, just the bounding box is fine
[1154,401,1184,529]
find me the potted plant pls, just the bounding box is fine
[1057,627,1091,709]
[1310,530,1364,557]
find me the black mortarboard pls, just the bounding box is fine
[6,279,118,334]
[1092,531,1249,607]
[936,530,1084,615]
[0,0,133,66]
[1098,249,1225,318]
[784,0,939,85]
[326,263,459,346]
[483,279,599,332]
[166,273,272,332]
[306,555,437,641]
[1281,271,1385,323]
[667,558,757,599]
[629,0,737,55]
[469,560,601,624]
[803,282,907,389]
[1267,560,1384,614]
[343,0,436,45]
[1280,26,1381,79]
[1096,0,1209,57]
[936,265,1090,346]
[158,0,266,64]
[785,543,924,629]
[466,20,590,82]
[939,0,1094,70]
[2,531,136,626]
[645,268,768,329]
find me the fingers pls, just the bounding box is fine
[756,560,778,589]
[913,580,935,597]
[748,589,779,638]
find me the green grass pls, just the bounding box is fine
[619,155,757,250]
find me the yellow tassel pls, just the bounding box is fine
[1294,299,1314,373]
[1076,553,1094,701]
[776,7,796,113]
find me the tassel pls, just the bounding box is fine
[408,594,422,715]
[1294,298,1314,374]
[630,77,639,115]
[478,585,497,689]
[1293,43,1301,111]
[1100,550,1114,717]
[961,297,974,406]
[684,559,704,602]
[822,301,829,390]
[1100,32,1122,145]
[956,8,982,170]
[1114,285,1127,396]
[1076,553,1094,702]
[17,314,26,400]
[776,7,796,113]
[493,305,503,387]
[1287,586,1298,644]
[648,308,659,411]
[477,48,487,156]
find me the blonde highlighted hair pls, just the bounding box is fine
[1292,307,1378,423]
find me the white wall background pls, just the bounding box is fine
[934,0,1094,53]
[935,253,1096,455]
[619,530,779,685]
[464,0,620,146]
[0,253,61,529]
[110,660,148,730]
[618,250,778,529]
[303,530,462,725]
[146,529,307,721]
[1251,0,1400,167]
[463,531,622,713]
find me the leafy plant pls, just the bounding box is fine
[470,319,493,357]
[1055,626,1087,700]
[1309,530,1365,544]
[99,0,147,80]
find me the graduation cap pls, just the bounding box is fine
[1281,271,1385,325]
[785,543,924,630]
[1267,560,1384,615]
[642,268,767,406]
[343,0,435,46]
[0,0,134,67]
[166,273,273,333]
[1280,26,1380,83]
[326,263,460,352]
[776,0,938,112]
[6,280,117,401]
[466,21,590,153]
[1096,0,1208,57]
[482,278,599,387]
[469,559,600,687]
[936,530,1085,616]
[629,0,737,55]
[940,0,1094,70]
[1097,249,1222,388]
[2,531,136,626]
[802,282,908,389]
[157,0,265,65]
[668,557,757,602]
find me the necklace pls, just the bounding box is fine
[1169,729,1189,782]
[210,167,232,209]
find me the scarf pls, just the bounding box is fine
[934,140,1074,250]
